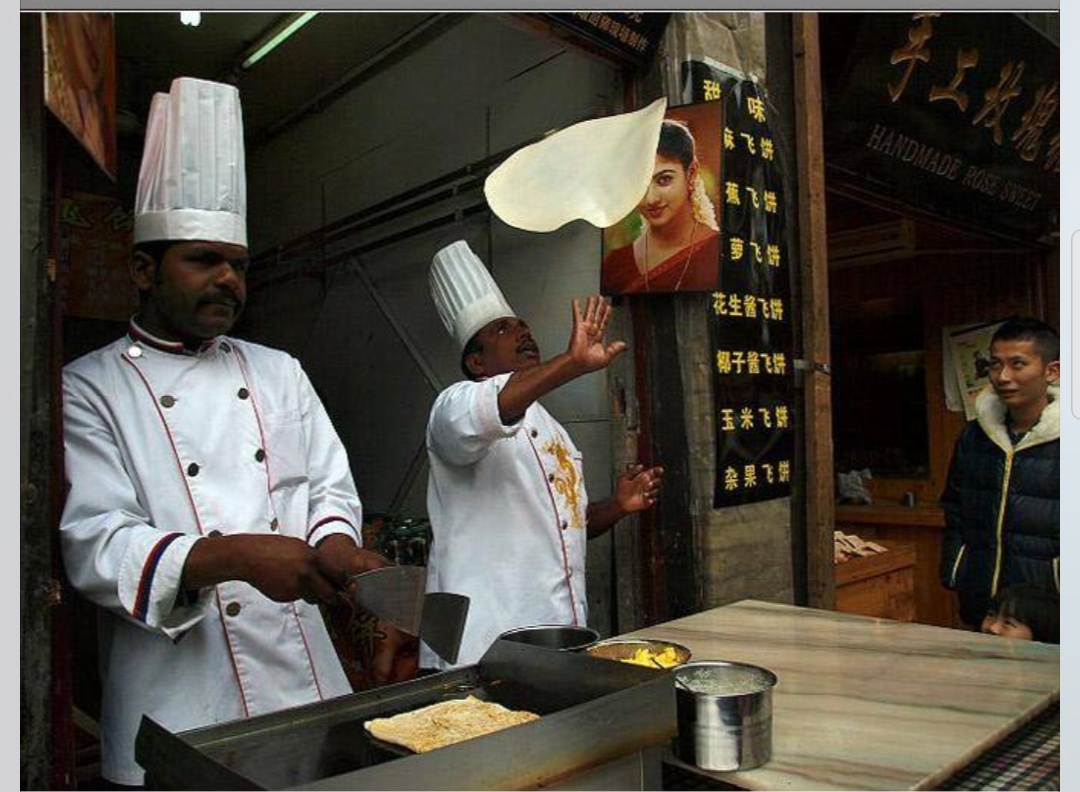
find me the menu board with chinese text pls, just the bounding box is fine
[682,62,796,507]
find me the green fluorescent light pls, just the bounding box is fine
[241,12,318,70]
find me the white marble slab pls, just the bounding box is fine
[625,599,1059,790]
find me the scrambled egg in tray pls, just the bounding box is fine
[622,645,684,668]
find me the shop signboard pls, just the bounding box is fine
[682,62,796,507]
[820,13,1058,241]
[60,191,136,320]
[543,13,670,66]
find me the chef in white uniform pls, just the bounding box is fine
[59,77,401,788]
[422,241,664,669]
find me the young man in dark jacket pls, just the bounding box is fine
[939,317,1059,627]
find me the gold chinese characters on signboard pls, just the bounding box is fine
[61,191,137,321]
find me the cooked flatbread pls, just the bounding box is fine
[364,695,539,753]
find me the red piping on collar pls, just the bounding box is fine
[127,322,218,356]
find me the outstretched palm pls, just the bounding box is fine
[568,295,627,372]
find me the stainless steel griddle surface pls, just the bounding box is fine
[201,675,547,788]
[136,639,677,790]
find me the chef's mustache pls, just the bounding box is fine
[200,289,244,310]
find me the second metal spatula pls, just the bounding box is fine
[350,566,469,665]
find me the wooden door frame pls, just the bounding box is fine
[792,13,835,610]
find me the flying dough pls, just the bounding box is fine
[484,97,668,233]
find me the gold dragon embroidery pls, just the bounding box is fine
[543,438,583,530]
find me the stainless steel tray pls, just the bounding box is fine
[136,638,676,790]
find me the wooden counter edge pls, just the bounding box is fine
[836,503,946,528]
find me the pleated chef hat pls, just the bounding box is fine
[133,77,247,247]
[430,241,517,351]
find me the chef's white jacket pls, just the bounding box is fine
[60,322,360,785]
[422,373,589,669]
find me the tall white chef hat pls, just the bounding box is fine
[430,240,517,352]
[133,77,247,247]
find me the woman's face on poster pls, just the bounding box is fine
[637,154,696,231]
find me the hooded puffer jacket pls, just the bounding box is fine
[939,385,1059,626]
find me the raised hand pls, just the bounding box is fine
[615,464,665,514]
[567,295,628,373]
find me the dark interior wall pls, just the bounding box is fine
[246,15,618,254]
[22,14,56,790]
[829,244,1050,505]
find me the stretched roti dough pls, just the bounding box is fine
[364,695,540,753]
[484,97,667,232]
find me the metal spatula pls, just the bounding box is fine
[350,566,469,665]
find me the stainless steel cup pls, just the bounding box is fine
[673,660,778,772]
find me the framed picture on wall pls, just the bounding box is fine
[43,12,118,179]
[600,100,722,295]
[947,321,1004,420]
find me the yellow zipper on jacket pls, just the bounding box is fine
[990,449,1015,597]
[948,545,967,588]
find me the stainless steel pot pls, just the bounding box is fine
[497,624,600,652]
[672,660,778,772]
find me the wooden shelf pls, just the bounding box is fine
[834,510,960,628]
[837,503,945,528]
[836,544,917,622]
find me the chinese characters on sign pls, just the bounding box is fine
[544,13,670,64]
[682,62,796,507]
[889,13,1057,168]
[61,191,137,320]
[820,13,1058,240]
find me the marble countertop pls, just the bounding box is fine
[625,599,1059,790]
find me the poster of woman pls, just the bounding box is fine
[601,100,721,295]
[43,12,117,179]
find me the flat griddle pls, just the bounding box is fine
[136,638,676,790]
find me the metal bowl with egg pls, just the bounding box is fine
[585,638,692,669]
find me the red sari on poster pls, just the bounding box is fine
[601,229,720,294]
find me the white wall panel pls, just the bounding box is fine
[243,15,623,521]
[248,15,572,252]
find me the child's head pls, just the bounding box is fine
[981,584,1059,644]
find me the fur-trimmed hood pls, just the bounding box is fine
[974,382,1060,453]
